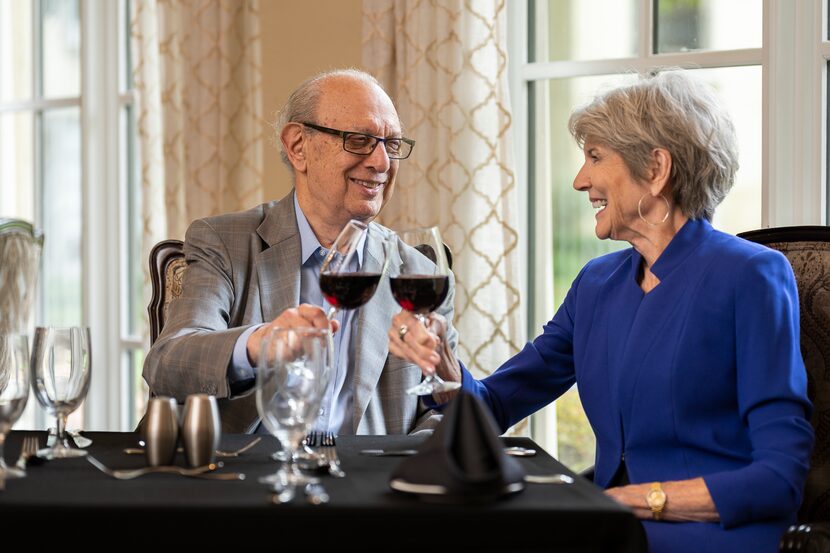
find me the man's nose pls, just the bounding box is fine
[365,142,391,172]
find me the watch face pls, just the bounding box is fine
[647,489,667,509]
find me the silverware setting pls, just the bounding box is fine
[124,437,262,458]
[524,473,575,485]
[503,446,537,457]
[320,433,345,478]
[360,449,419,457]
[359,446,538,458]
[86,455,243,480]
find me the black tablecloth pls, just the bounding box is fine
[0,431,646,552]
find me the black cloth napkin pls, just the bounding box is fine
[390,391,526,502]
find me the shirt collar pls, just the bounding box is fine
[293,193,366,267]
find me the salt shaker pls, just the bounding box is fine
[181,394,221,467]
[144,397,179,467]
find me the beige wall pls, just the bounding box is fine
[260,0,363,201]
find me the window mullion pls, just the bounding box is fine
[81,0,123,430]
[765,0,826,226]
[641,0,653,58]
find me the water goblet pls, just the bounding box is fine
[30,327,91,459]
[256,327,332,501]
[0,334,30,480]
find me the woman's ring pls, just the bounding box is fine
[398,325,409,341]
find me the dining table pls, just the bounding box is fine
[0,431,646,552]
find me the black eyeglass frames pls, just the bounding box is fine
[300,122,415,160]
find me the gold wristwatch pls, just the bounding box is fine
[646,482,667,520]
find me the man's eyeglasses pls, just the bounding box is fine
[301,122,415,160]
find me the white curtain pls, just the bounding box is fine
[132,0,264,277]
[363,0,524,430]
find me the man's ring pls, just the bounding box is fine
[398,325,409,341]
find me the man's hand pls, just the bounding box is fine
[388,310,461,404]
[246,304,339,366]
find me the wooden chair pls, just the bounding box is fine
[738,226,830,552]
[148,239,186,345]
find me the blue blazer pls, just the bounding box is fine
[463,219,813,553]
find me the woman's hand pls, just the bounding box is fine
[604,477,719,522]
[388,311,462,404]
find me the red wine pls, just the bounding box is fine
[390,275,449,313]
[320,272,382,309]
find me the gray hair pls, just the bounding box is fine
[568,70,739,221]
[276,68,387,172]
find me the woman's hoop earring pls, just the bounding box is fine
[638,193,671,226]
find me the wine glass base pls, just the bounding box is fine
[0,467,26,479]
[259,470,320,487]
[37,446,88,460]
[406,379,461,396]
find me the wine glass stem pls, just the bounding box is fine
[327,306,338,321]
[414,313,448,383]
[56,412,69,445]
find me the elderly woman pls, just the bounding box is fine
[389,71,813,553]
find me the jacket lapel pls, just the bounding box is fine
[256,192,301,322]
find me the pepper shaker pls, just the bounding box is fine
[181,394,221,467]
[144,397,179,467]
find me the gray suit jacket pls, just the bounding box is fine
[143,191,458,434]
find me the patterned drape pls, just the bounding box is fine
[363,0,523,419]
[131,0,264,281]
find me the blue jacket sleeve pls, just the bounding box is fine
[461,267,583,433]
[703,249,814,528]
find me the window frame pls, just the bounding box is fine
[1,0,139,431]
[508,0,828,455]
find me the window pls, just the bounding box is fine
[509,0,827,470]
[0,0,143,431]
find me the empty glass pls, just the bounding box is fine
[0,334,30,480]
[256,327,332,502]
[31,326,91,459]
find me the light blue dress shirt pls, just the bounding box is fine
[227,196,366,434]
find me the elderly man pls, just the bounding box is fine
[143,69,457,434]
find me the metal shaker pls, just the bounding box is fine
[144,397,179,467]
[181,394,221,467]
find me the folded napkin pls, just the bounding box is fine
[390,391,525,502]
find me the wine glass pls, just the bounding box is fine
[30,327,91,459]
[390,226,461,396]
[256,327,332,502]
[319,219,384,319]
[0,334,30,480]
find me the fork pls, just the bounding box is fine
[15,435,40,472]
[321,433,345,478]
[86,455,231,480]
